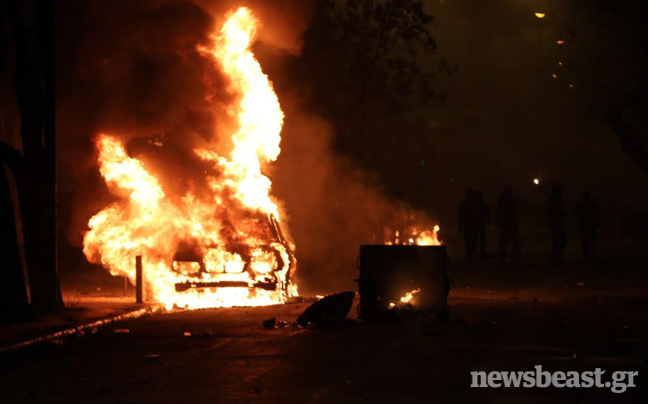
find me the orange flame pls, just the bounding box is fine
[83,7,297,310]
[199,7,284,217]
[388,288,421,308]
[400,288,421,304]
[415,225,441,246]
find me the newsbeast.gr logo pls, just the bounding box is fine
[471,366,639,393]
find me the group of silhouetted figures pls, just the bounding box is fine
[458,185,601,266]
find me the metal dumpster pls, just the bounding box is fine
[358,245,449,322]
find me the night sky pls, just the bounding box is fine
[377,0,648,226]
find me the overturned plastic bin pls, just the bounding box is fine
[357,245,449,322]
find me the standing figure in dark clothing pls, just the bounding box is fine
[458,188,477,261]
[496,184,520,266]
[575,192,601,259]
[547,184,567,264]
[474,191,491,258]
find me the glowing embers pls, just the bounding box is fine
[388,288,422,309]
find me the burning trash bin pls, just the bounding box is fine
[357,245,449,322]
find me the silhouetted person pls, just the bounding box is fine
[458,188,477,260]
[474,190,491,257]
[547,184,567,264]
[575,192,600,259]
[496,184,520,266]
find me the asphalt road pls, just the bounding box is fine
[1,261,647,403]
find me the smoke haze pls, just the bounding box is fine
[56,0,420,292]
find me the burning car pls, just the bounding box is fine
[82,7,299,310]
[172,214,296,295]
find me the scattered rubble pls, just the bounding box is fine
[262,317,290,329]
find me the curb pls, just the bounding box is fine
[0,304,163,354]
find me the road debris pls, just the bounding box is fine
[296,291,355,328]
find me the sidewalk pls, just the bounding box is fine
[0,271,161,353]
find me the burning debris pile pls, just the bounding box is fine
[82,7,297,310]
